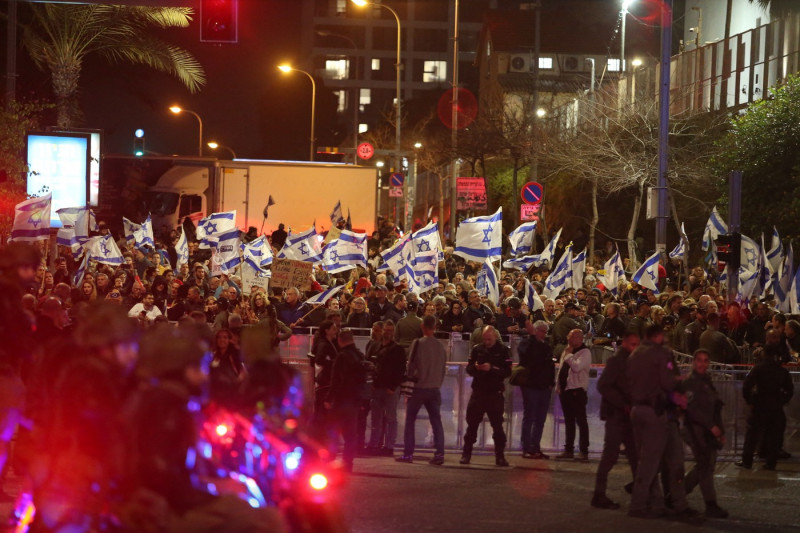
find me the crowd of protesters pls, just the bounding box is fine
[0,214,798,527]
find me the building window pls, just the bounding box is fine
[372,58,381,70]
[358,123,368,134]
[359,88,371,112]
[334,90,346,112]
[335,0,347,14]
[325,58,349,80]
[423,60,447,83]
[607,58,621,72]
[539,57,553,69]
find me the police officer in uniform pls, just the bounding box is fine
[460,326,513,466]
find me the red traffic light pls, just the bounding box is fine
[201,0,238,43]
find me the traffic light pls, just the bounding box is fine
[200,0,238,43]
[133,128,145,156]
[716,232,741,269]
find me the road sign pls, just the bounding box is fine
[520,204,540,221]
[357,142,375,160]
[389,187,404,197]
[390,172,405,187]
[521,181,544,205]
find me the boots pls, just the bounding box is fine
[495,443,509,466]
[460,443,473,465]
[704,501,729,519]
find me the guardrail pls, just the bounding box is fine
[279,333,800,456]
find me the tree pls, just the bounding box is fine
[748,0,800,18]
[19,4,206,128]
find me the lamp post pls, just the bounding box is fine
[169,106,203,156]
[278,65,317,161]
[316,30,360,164]
[207,142,237,159]
[621,0,635,73]
[352,0,401,157]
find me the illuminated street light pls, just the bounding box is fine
[278,64,317,161]
[631,58,643,68]
[536,108,547,118]
[207,141,237,159]
[620,0,636,72]
[169,105,204,156]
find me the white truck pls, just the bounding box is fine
[99,156,378,237]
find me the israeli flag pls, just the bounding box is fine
[198,211,237,249]
[789,264,800,315]
[701,207,728,251]
[775,244,794,313]
[73,251,90,287]
[305,284,345,306]
[738,267,761,304]
[378,236,410,273]
[740,234,760,271]
[210,227,242,274]
[543,245,573,299]
[668,222,688,260]
[754,234,771,297]
[122,217,141,246]
[329,200,344,225]
[476,259,500,304]
[240,235,273,271]
[572,249,586,290]
[410,221,442,292]
[602,248,627,296]
[133,214,155,249]
[508,221,537,256]
[766,226,783,274]
[502,254,538,271]
[176,228,190,271]
[56,206,95,255]
[632,251,661,293]
[10,193,51,242]
[529,228,562,269]
[278,225,323,263]
[454,207,503,263]
[321,230,367,273]
[85,234,124,265]
[524,277,544,312]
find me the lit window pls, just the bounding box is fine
[325,59,349,80]
[539,57,553,69]
[607,58,621,72]
[334,90,346,112]
[335,0,347,14]
[372,58,381,70]
[423,60,447,83]
[359,89,371,112]
[358,123,369,134]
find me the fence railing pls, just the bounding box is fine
[280,333,800,456]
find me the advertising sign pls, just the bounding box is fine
[456,177,487,210]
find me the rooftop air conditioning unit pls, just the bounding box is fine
[562,55,583,72]
[509,54,531,73]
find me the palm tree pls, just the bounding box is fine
[20,4,206,128]
[749,0,800,18]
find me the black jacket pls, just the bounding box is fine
[466,341,512,393]
[517,336,555,390]
[743,357,794,410]
[597,347,632,420]
[312,337,338,390]
[327,344,369,404]
[372,340,407,391]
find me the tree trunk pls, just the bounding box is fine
[627,182,644,269]
[589,177,598,267]
[51,59,82,128]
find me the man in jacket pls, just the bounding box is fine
[556,329,592,461]
[699,312,739,364]
[592,331,640,509]
[460,326,513,467]
[368,320,407,455]
[518,320,555,460]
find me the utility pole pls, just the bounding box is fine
[655,0,672,253]
[5,0,18,110]
[448,0,460,243]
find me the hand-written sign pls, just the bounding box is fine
[270,258,313,290]
[241,262,270,295]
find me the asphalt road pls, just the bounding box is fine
[338,436,800,533]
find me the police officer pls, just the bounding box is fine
[592,330,640,510]
[460,326,513,467]
[626,323,682,519]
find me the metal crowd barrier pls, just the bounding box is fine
[278,333,800,456]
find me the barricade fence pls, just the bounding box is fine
[279,333,800,456]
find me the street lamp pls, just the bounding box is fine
[351,0,402,156]
[207,141,237,159]
[278,65,317,162]
[169,105,203,156]
[316,30,360,164]
[620,0,635,73]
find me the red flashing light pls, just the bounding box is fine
[309,473,328,491]
[215,424,229,437]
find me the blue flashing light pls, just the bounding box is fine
[135,128,145,138]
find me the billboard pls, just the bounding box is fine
[26,132,91,227]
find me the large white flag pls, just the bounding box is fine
[544,245,573,299]
[122,217,141,246]
[10,193,51,242]
[776,244,794,313]
[602,248,627,296]
[632,251,661,293]
[85,234,124,265]
[321,230,367,273]
[532,228,562,269]
[278,225,323,263]
[210,227,242,275]
[766,226,783,274]
[739,234,760,272]
[410,221,442,292]
[668,222,688,260]
[454,207,503,263]
[523,277,544,312]
[56,206,96,254]
[133,214,155,249]
[701,207,728,251]
[198,211,237,249]
[508,221,537,256]
[571,249,586,290]
[176,228,189,271]
[476,259,500,304]
[240,235,273,271]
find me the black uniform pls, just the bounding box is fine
[680,371,724,503]
[462,340,512,461]
[326,343,370,471]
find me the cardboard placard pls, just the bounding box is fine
[270,258,313,290]
[241,262,270,295]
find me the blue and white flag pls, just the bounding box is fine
[210,227,242,274]
[329,200,344,226]
[122,217,141,246]
[85,234,124,265]
[305,284,345,306]
[56,206,95,255]
[740,234,760,272]
[454,207,503,263]
[278,225,323,263]
[668,222,688,260]
[198,211,237,249]
[508,221,537,256]
[133,214,155,249]
[528,228,562,269]
[571,249,586,290]
[776,244,794,313]
[321,230,367,273]
[240,235,273,271]
[766,226,783,274]
[10,193,51,242]
[738,267,761,304]
[378,236,409,273]
[632,251,661,293]
[543,244,573,300]
[176,228,189,271]
[789,263,800,315]
[410,221,442,292]
[73,251,90,287]
[523,277,544,313]
[476,259,500,304]
[602,248,627,296]
[701,207,727,251]
[502,254,539,271]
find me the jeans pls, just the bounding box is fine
[403,388,444,457]
[369,388,399,448]
[521,387,551,453]
[560,388,589,454]
[463,390,506,451]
